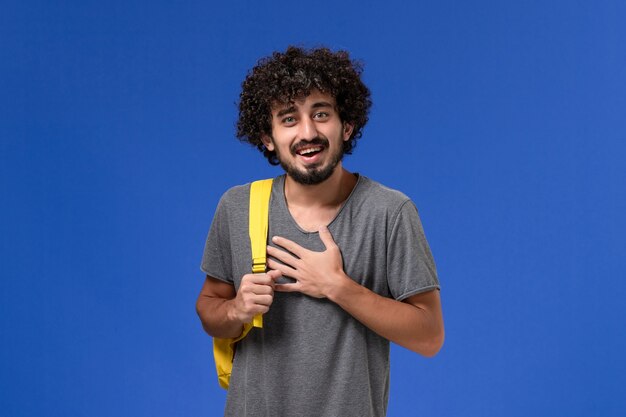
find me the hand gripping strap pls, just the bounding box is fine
[248,178,273,328]
[213,178,273,390]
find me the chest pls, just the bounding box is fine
[264,202,392,296]
[286,204,342,232]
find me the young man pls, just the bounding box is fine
[197,46,444,417]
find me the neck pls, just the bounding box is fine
[284,163,357,209]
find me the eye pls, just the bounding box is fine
[313,111,329,120]
[281,116,296,126]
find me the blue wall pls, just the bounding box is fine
[2,1,625,416]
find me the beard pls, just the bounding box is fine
[274,137,344,185]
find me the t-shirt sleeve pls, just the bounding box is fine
[200,194,234,284]
[386,200,440,300]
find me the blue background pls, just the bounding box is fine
[2,1,625,416]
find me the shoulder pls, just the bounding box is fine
[216,176,281,210]
[355,175,413,211]
[345,175,420,236]
[217,182,250,209]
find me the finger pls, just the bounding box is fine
[267,258,298,277]
[251,284,273,295]
[318,226,337,250]
[267,245,299,267]
[243,304,269,318]
[275,283,301,293]
[270,235,304,258]
[250,294,274,307]
[243,273,274,285]
[266,269,283,281]
[238,295,271,319]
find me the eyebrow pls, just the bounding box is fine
[274,101,334,118]
[275,106,297,118]
[311,101,334,110]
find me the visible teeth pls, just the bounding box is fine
[299,147,322,155]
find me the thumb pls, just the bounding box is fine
[318,225,337,250]
[266,269,283,281]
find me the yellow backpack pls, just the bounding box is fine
[212,179,273,389]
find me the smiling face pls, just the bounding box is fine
[262,90,353,185]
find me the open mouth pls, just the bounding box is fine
[296,146,324,158]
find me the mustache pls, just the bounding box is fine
[291,137,329,154]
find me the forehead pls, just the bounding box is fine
[270,90,337,115]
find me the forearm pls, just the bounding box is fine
[328,274,444,356]
[196,293,244,339]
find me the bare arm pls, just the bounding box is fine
[329,280,443,356]
[195,271,281,339]
[267,226,444,356]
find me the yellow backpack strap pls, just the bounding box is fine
[248,178,274,328]
[212,178,273,390]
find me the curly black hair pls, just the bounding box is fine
[236,46,372,165]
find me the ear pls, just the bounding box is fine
[342,122,354,141]
[261,135,275,151]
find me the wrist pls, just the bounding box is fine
[225,298,245,326]
[326,271,353,303]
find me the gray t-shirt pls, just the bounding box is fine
[201,174,439,417]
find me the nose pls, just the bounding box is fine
[298,116,318,140]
